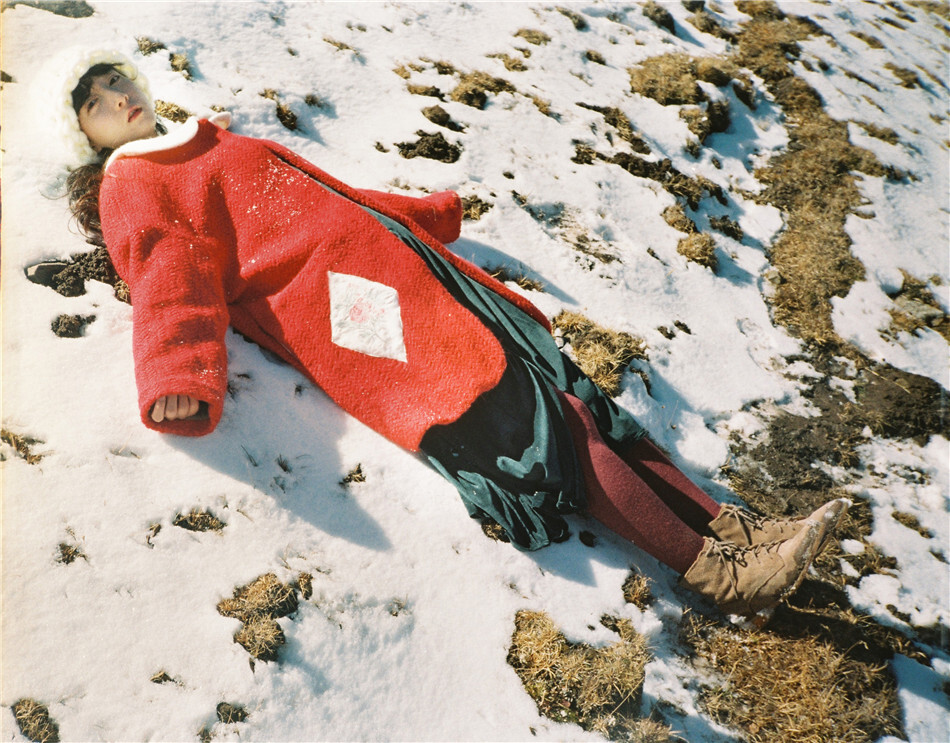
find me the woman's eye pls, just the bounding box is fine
[109,74,119,86]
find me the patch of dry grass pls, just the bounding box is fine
[1,428,45,464]
[728,4,887,346]
[629,53,705,105]
[487,266,544,292]
[217,573,303,663]
[662,204,696,233]
[449,70,515,109]
[340,463,366,486]
[676,232,718,270]
[622,570,655,610]
[507,610,669,741]
[11,699,60,743]
[259,89,297,131]
[461,195,492,220]
[154,99,192,123]
[514,28,550,46]
[552,311,648,396]
[681,612,903,743]
[169,52,192,80]
[174,508,226,532]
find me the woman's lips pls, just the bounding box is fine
[128,107,142,122]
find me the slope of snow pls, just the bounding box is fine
[2,2,947,741]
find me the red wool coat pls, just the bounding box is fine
[99,118,549,451]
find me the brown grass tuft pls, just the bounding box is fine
[449,70,515,109]
[218,573,302,662]
[461,195,492,221]
[681,612,903,743]
[662,204,696,233]
[622,570,655,610]
[169,52,192,80]
[154,99,192,123]
[12,699,60,743]
[487,266,544,292]
[552,311,648,396]
[508,610,668,741]
[884,62,922,88]
[514,28,551,45]
[235,616,285,662]
[676,232,718,270]
[629,53,705,105]
[136,36,166,55]
[340,463,366,486]
[2,428,45,464]
[174,508,226,532]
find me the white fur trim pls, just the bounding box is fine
[36,46,152,168]
[104,117,199,171]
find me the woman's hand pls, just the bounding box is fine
[151,394,203,422]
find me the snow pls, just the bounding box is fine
[2,1,948,741]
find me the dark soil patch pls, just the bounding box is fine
[11,699,60,743]
[51,313,95,338]
[643,1,675,35]
[3,0,93,17]
[34,248,129,303]
[396,131,462,163]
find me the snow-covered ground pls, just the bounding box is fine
[2,2,947,741]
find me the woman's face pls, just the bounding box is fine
[76,70,157,152]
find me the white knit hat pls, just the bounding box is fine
[36,46,152,168]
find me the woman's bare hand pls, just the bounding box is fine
[151,394,202,422]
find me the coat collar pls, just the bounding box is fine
[104,112,231,171]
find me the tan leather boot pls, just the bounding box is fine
[679,522,822,616]
[708,498,850,549]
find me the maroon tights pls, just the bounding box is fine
[558,392,722,575]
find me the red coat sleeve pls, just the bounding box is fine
[100,167,231,436]
[352,188,463,245]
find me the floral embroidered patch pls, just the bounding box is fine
[328,271,407,362]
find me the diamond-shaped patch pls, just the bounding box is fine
[328,271,407,362]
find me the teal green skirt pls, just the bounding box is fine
[365,207,646,550]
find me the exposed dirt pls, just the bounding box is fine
[51,313,95,338]
[38,247,129,303]
[396,131,462,163]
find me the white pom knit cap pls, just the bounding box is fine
[36,46,152,168]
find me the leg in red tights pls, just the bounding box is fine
[558,392,707,575]
[621,438,722,534]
